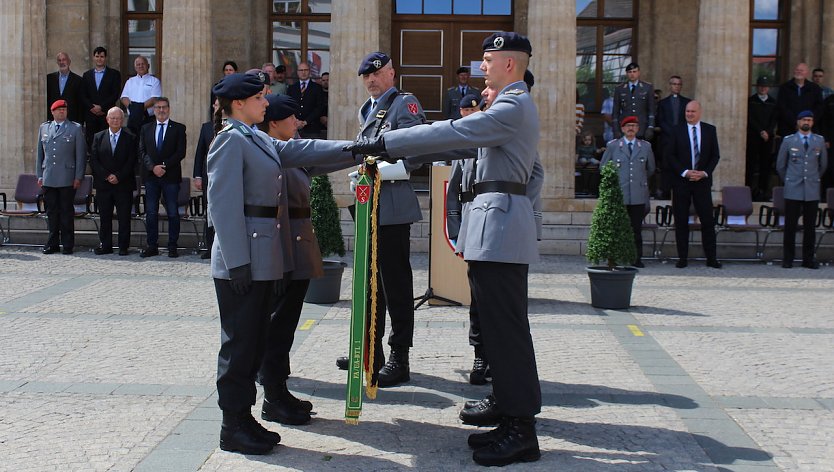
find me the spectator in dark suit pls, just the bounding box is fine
[746,76,777,200]
[138,97,187,258]
[194,99,217,259]
[655,75,691,199]
[81,47,122,148]
[776,63,823,137]
[90,108,137,256]
[46,52,83,123]
[287,62,326,138]
[319,72,329,137]
[665,100,722,269]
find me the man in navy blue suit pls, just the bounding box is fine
[287,62,326,138]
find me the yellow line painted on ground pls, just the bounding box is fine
[627,324,645,337]
[299,319,316,331]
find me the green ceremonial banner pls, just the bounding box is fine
[346,172,372,424]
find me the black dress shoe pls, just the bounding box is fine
[464,394,494,412]
[460,394,501,426]
[377,347,410,388]
[61,248,73,255]
[168,248,179,258]
[94,247,113,255]
[706,259,722,269]
[782,261,793,269]
[470,357,491,385]
[219,411,274,455]
[42,247,59,255]
[140,247,159,258]
[472,417,540,467]
[261,397,311,425]
[336,356,349,370]
[802,261,820,269]
[118,248,130,256]
[675,259,688,268]
[633,260,645,268]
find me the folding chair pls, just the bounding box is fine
[760,186,786,259]
[715,186,767,259]
[815,188,834,255]
[73,175,98,233]
[0,174,45,244]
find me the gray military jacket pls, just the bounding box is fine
[599,137,656,205]
[384,81,540,265]
[36,120,86,187]
[776,132,828,201]
[358,87,425,226]
[612,80,656,138]
[207,119,356,281]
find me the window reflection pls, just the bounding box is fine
[754,0,780,20]
[752,28,778,56]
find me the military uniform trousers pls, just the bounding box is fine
[371,223,415,357]
[96,187,134,250]
[672,179,717,261]
[43,186,77,250]
[783,199,818,264]
[215,279,276,412]
[468,261,541,417]
[258,277,311,387]
[627,204,645,261]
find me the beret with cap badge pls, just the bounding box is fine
[264,94,301,122]
[358,52,391,76]
[212,73,265,100]
[459,93,482,110]
[482,32,532,56]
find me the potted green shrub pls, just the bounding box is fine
[305,174,348,304]
[585,162,639,309]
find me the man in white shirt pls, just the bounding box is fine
[120,56,162,136]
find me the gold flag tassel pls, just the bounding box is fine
[364,163,383,400]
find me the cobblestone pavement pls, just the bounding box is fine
[1,246,833,471]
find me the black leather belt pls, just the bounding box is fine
[472,180,527,196]
[244,205,279,218]
[288,207,311,219]
[458,190,474,203]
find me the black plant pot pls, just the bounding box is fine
[586,266,638,309]
[305,260,347,304]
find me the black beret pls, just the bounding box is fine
[524,70,535,90]
[358,52,391,76]
[212,73,265,100]
[456,66,470,75]
[459,93,482,109]
[625,62,640,71]
[245,68,270,86]
[275,64,286,73]
[482,32,532,56]
[264,94,300,122]
[756,76,770,86]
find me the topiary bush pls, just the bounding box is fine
[310,174,346,257]
[586,162,636,269]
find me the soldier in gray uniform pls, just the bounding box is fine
[207,74,358,456]
[600,115,656,267]
[37,99,86,254]
[335,51,426,388]
[346,32,542,468]
[612,63,656,141]
[256,94,361,426]
[776,110,828,268]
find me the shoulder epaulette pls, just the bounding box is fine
[398,92,413,96]
[217,123,234,134]
[606,139,618,145]
[504,89,526,96]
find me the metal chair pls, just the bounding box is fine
[715,186,767,259]
[0,174,45,243]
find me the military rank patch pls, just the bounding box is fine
[504,89,526,95]
[407,103,419,115]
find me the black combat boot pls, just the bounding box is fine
[472,416,540,466]
[459,393,501,426]
[262,382,312,425]
[464,393,494,410]
[377,345,410,388]
[469,355,491,385]
[219,410,275,455]
[468,417,509,449]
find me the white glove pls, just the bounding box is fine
[348,170,359,192]
[377,160,410,181]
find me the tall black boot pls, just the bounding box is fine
[377,345,410,388]
[470,347,490,385]
[220,410,275,455]
[262,382,312,426]
[472,416,540,466]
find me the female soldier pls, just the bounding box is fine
[256,94,360,426]
[209,75,359,455]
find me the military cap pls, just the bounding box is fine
[620,115,639,127]
[459,93,482,110]
[212,73,265,100]
[456,66,470,75]
[756,76,770,86]
[50,99,68,111]
[264,94,300,122]
[245,68,270,86]
[797,110,814,120]
[482,32,532,56]
[358,52,391,76]
[625,62,640,71]
[275,64,286,73]
[524,70,535,90]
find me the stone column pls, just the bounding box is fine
[694,0,750,190]
[0,1,47,192]
[821,0,834,74]
[527,0,576,205]
[161,0,212,183]
[329,0,390,204]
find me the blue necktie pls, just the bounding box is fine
[692,126,700,167]
[628,142,633,156]
[804,136,809,151]
[156,123,164,153]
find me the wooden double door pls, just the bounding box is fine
[392,19,513,122]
